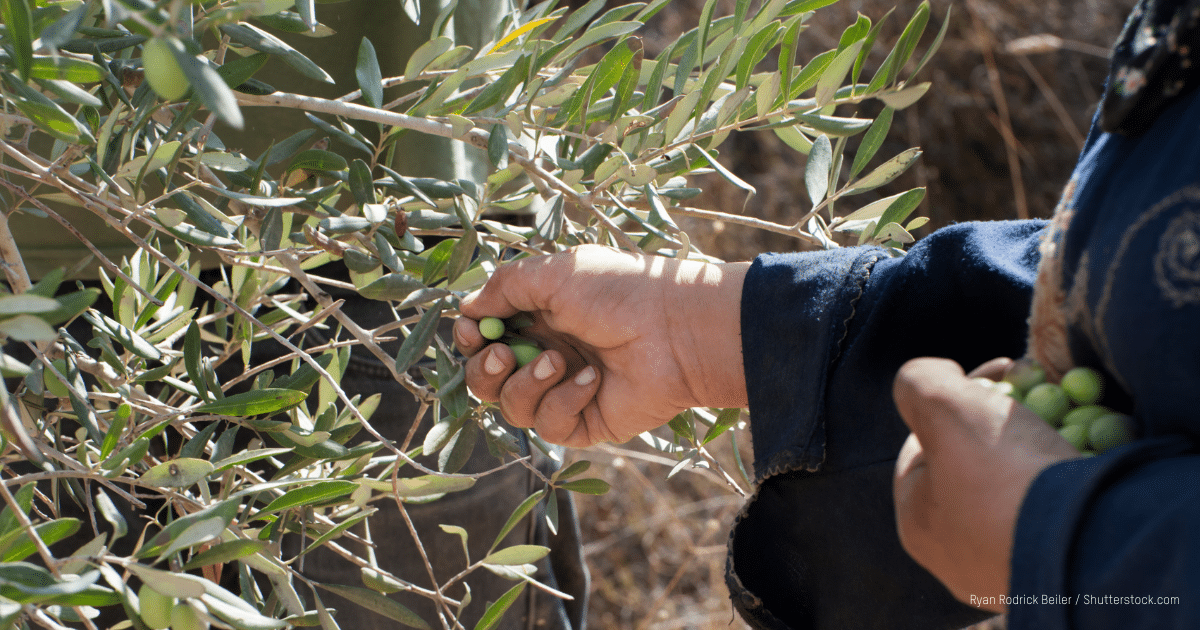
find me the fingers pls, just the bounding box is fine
[459,252,568,321]
[893,433,932,558]
[967,356,1014,380]
[466,345,605,445]
[453,316,487,358]
[464,343,517,401]
[532,367,604,447]
[892,357,974,441]
[499,351,569,426]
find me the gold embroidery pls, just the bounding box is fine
[1027,180,1078,382]
[1154,210,1200,306]
[1093,185,1200,395]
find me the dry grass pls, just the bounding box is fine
[576,433,754,630]
[569,0,1135,628]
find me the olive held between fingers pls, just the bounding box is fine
[479,316,505,340]
[508,341,541,367]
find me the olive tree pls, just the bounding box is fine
[0,0,945,628]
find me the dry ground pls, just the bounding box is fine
[568,0,1135,628]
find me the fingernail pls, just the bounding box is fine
[485,350,506,375]
[574,366,596,386]
[533,355,555,380]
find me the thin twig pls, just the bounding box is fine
[0,475,102,630]
[970,2,1029,219]
[275,252,435,402]
[390,478,456,630]
[0,172,164,306]
[0,210,32,292]
[1012,53,1085,149]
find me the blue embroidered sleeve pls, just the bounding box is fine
[1008,66,1200,630]
[727,68,1200,630]
[729,220,1045,630]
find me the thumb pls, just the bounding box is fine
[892,357,982,450]
[460,253,565,320]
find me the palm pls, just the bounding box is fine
[459,245,747,447]
[515,256,698,441]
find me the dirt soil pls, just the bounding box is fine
[567,0,1136,628]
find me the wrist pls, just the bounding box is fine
[670,259,750,409]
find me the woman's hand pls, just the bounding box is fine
[454,245,749,447]
[892,357,1080,611]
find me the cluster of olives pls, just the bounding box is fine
[478,316,542,366]
[139,585,208,630]
[976,362,1135,456]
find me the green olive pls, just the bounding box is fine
[1061,367,1103,405]
[170,602,208,630]
[1061,405,1108,431]
[138,584,175,630]
[508,341,541,367]
[143,37,190,101]
[1088,413,1136,454]
[1003,360,1046,395]
[1057,424,1088,452]
[1023,383,1070,426]
[479,316,505,340]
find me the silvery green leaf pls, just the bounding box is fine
[0,315,57,341]
[394,300,444,372]
[835,189,920,228]
[845,147,921,195]
[815,40,863,107]
[850,106,893,178]
[318,585,430,630]
[804,134,832,206]
[356,37,383,108]
[0,295,59,315]
[405,36,453,78]
[878,82,931,110]
[481,545,550,566]
[2,0,33,81]
[140,458,216,488]
[399,0,421,23]
[296,0,316,30]
[220,23,334,84]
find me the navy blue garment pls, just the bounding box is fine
[1009,55,1200,630]
[727,221,1045,630]
[726,48,1200,630]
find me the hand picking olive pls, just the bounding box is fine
[479,316,506,340]
[476,313,542,365]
